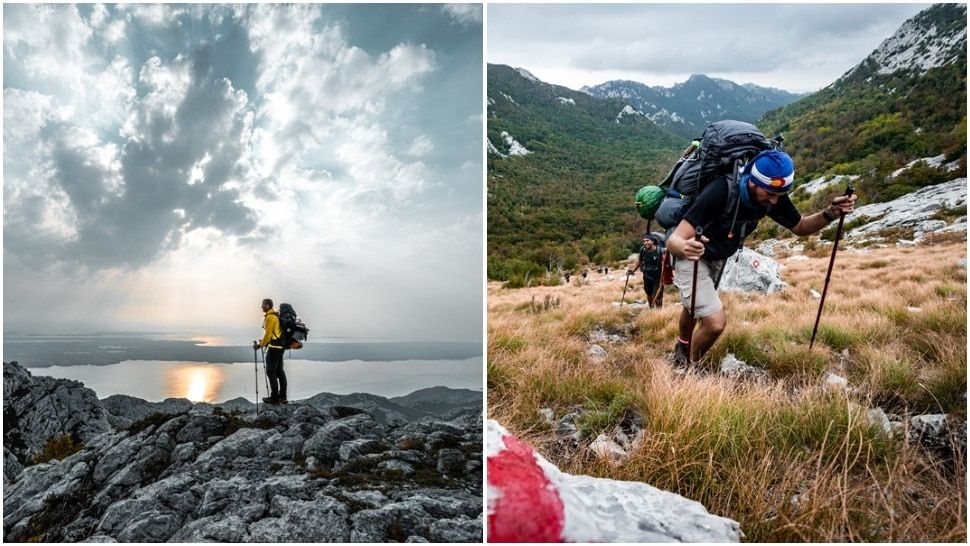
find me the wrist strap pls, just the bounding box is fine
[822,209,836,222]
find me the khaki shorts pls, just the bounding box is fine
[674,258,725,319]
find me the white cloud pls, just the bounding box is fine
[117,4,186,28]
[243,5,437,207]
[442,4,482,26]
[4,5,136,132]
[407,135,435,157]
[3,88,57,148]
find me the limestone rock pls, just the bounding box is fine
[589,435,628,465]
[247,496,351,542]
[302,413,383,465]
[338,438,385,461]
[823,372,848,390]
[588,345,608,360]
[436,448,465,474]
[718,248,786,294]
[848,178,967,241]
[720,353,768,380]
[3,361,112,463]
[908,413,951,452]
[867,408,892,434]
[3,365,483,542]
[428,516,483,542]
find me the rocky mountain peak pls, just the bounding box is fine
[846,3,967,80]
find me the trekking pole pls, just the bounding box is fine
[253,344,260,415]
[687,226,704,362]
[810,186,855,350]
[620,270,631,306]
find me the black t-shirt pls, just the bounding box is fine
[638,246,661,279]
[682,177,802,261]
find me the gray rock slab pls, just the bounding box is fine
[248,496,350,542]
[718,248,786,294]
[428,516,483,542]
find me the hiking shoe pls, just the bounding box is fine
[279,398,288,405]
[673,341,690,367]
[262,396,280,404]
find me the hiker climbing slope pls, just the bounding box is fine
[666,150,856,365]
[253,298,287,404]
[630,233,662,308]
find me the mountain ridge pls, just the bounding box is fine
[583,74,806,138]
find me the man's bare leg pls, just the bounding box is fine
[690,310,726,363]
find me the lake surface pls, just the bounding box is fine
[28,357,483,402]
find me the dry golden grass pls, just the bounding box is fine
[488,241,967,542]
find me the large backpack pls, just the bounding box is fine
[277,303,309,350]
[652,120,776,230]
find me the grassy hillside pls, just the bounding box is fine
[488,240,966,542]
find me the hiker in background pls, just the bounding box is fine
[666,150,856,365]
[604,267,609,276]
[253,298,287,404]
[564,271,571,283]
[630,233,662,308]
[582,269,588,280]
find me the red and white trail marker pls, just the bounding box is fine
[486,420,741,543]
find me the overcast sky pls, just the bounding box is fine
[4,4,483,342]
[488,3,930,92]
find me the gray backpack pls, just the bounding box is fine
[654,120,776,230]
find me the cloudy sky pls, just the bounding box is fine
[488,3,929,92]
[4,4,483,342]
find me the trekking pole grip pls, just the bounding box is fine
[840,185,854,216]
[694,226,703,241]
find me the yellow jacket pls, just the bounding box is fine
[260,310,283,349]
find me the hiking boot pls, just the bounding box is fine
[673,340,690,367]
[262,396,280,404]
[279,398,288,405]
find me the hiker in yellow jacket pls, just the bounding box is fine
[253,298,287,404]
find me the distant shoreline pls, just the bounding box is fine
[4,335,482,368]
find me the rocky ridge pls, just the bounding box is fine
[855,3,967,77]
[3,361,482,543]
[847,177,966,243]
[582,75,804,138]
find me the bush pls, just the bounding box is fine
[488,257,546,282]
[31,435,83,465]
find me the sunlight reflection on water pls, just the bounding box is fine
[29,358,482,402]
[165,364,226,402]
[189,335,231,347]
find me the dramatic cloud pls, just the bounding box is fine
[488,4,927,92]
[4,4,483,342]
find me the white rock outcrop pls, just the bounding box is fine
[848,178,966,240]
[717,248,786,294]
